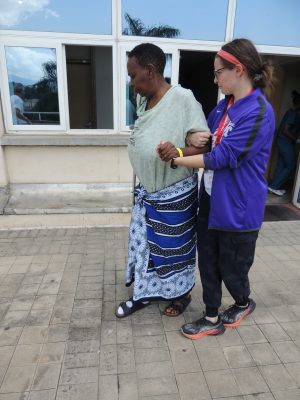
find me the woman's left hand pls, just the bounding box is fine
[157,141,178,162]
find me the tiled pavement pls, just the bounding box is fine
[0,222,299,400]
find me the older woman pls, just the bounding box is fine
[116,43,210,318]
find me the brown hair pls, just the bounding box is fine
[217,38,274,94]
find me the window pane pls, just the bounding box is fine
[234,0,300,47]
[66,45,113,129]
[6,46,60,125]
[126,53,172,127]
[0,0,112,35]
[122,0,228,41]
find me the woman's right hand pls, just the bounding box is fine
[187,131,211,147]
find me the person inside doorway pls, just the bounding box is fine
[268,90,300,196]
[10,83,31,125]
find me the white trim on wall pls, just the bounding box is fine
[1,0,300,136]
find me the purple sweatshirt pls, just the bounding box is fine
[202,88,275,231]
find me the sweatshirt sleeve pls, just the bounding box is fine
[203,106,274,171]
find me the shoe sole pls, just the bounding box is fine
[181,325,225,340]
[223,306,255,327]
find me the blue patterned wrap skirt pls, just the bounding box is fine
[126,173,198,301]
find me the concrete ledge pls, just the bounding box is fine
[0,187,9,214]
[1,183,133,228]
[0,212,131,229]
[0,134,130,146]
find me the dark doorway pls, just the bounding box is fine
[179,51,218,118]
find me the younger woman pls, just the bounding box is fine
[158,38,275,339]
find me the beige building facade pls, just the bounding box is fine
[1,0,300,219]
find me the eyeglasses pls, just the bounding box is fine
[213,67,227,78]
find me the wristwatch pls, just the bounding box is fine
[170,158,178,169]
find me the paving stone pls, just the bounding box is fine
[0,347,14,368]
[133,335,167,349]
[232,366,269,395]
[9,297,35,312]
[138,376,178,397]
[59,366,98,385]
[118,372,138,400]
[280,321,300,340]
[63,352,99,368]
[117,343,135,374]
[270,341,300,363]
[176,372,211,400]
[32,364,61,390]
[0,310,29,328]
[132,323,164,337]
[247,343,281,366]
[39,342,65,363]
[237,325,267,344]
[0,365,36,393]
[11,344,42,365]
[46,324,69,343]
[28,389,56,400]
[0,393,29,400]
[98,375,118,400]
[243,394,274,400]
[135,348,170,364]
[259,364,297,391]
[19,326,48,345]
[273,389,300,400]
[258,323,291,342]
[204,369,241,398]
[99,345,117,375]
[223,345,255,368]
[216,328,243,347]
[56,383,98,400]
[65,340,99,354]
[26,309,53,326]
[170,346,201,373]
[284,362,300,386]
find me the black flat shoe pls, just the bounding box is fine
[115,297,150,318]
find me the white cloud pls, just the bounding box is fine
[0,0,60,27]
[5,46,56,82]
[44,8,60,19]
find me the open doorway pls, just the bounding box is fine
[179,50,218,118]
[65,45,114,129]
[265,55,300,206]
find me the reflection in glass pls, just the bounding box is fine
[122,0,228,41]
[5,46,60,125]
[0,0,112,35]
[126,53,172,127]
[234,0,300,47]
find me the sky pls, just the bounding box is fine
[1,0,299,47]
[122,0,228,41]
[0,0,111,34]
[6,46,56,85]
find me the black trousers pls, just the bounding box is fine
[197,191,259,317]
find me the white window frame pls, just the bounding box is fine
[0,39,66,133]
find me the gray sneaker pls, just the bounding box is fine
[220,299,256,327]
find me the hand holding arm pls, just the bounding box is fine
[157,140,210,162]
[186,131,211,147]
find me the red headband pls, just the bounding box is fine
[217,49,245,69]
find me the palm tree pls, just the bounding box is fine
[123,13,180,38]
